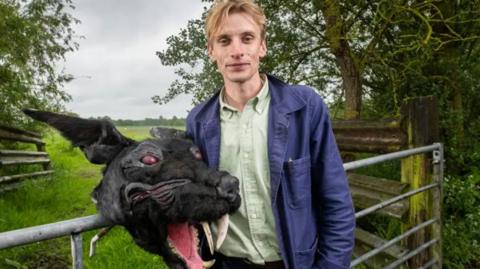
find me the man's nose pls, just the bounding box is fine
[230,39,245,58]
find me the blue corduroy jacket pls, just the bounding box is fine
[186,75,355,269]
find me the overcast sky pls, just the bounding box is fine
[62,0,207,120]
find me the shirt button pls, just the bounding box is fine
[251,214,257,219]
[244,153,249,158]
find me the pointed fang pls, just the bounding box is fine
[201,222,214,255]
[203,259,216,268]
[216,214,229,250]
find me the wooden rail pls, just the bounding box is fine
[0,125,53,190]
[348,173,409,219]
[333,118,406,153]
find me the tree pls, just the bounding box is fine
[155,0,479,117]
[359,0,480,174]
[0,0,79,126]
[155,0,480,160]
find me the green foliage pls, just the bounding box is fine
[443,170,480,269]
[444,111,480,175]
[153,15,223,105]
[0,0,78,127]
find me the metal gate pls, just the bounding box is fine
[0,143,444,269]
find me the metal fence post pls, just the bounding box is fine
[71,233,83,269]
[431,143,444,269]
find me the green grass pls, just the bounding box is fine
[117,125,184,140]
[0,126,174,268]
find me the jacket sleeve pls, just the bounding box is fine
[308,94,355,269]
[185,108,196,140]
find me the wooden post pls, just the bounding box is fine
[400,96,439,268]
[36,143,51,170]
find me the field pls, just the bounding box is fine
[0,125,183,269]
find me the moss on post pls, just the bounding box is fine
[401,96,439,268]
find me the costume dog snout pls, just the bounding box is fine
[217,175,240,203]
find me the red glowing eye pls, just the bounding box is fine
[141,155,159,165]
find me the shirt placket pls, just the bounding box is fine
[239,105,268,259]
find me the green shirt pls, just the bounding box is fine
[214,76,282,264]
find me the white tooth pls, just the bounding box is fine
[203,259,216,268]
[216,214,229,250]
[201,222,214,255]
[89,234,100,257]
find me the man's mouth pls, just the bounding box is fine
[226,63,249,69]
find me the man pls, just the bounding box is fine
[186,0,355,268]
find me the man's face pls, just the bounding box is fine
[208,12,266,84]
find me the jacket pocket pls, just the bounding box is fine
[283,156,311,208]
[294,236,318,268]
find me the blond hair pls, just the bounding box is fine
[205,0,267,43]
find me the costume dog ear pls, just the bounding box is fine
[23,109,134,164]
[149,127,186,139]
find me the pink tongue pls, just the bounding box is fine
[167,223,202,269]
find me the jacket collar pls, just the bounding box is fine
[193,74,307,124]
[267,74,307,115]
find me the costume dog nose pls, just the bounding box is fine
[216,175,239,203]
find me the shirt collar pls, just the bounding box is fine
[254,74,269,114]
[219,74,270,115]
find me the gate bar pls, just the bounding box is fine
[419,259,438,269]
[350,218,438,267]
[384,239,439,269]
[0,215,110,249]
[355,182,439,219]
[71,233,83,269]
[343,144,440,171]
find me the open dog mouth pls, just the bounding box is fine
[124,180,230,269]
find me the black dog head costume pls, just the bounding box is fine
[23,109,241,269]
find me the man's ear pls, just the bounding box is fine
[150,127,186,139]
[207,42,216,63]
[259,38,267,59]
[23,109,134,164]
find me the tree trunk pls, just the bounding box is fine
[315,0,362,119]
[431,1,465,146]
[338,49,362,120]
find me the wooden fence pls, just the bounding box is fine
[0,125,53,191]
[333,96,440,268]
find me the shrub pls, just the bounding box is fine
[442,169,480,268]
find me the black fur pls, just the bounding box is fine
[23,109,241,268]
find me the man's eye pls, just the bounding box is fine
[244,36,253,42]
[141,155,159,165]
